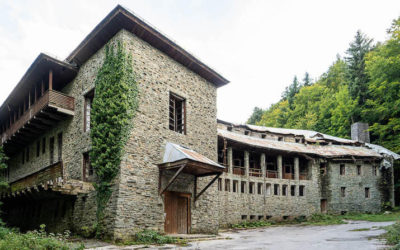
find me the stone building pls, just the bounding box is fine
[0,5,398,240]
[216,120,399,226]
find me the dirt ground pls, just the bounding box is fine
[87,220,395,249]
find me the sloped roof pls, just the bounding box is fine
[66,5,229,87]
[366,143,400,160]
[218,129,382,158]
[162,142,223,168]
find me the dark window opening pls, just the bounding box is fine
[257,183,263,195]
[250,215,256,220]
[290,185,296,196]
[299,185,305,196]
[244,130,250,135]
[169,92,186,134]
[241,215,247,220]
[218,178,222,191]
[274,184,280,195]
[233,180,238,193]
[266,155,278,178]
[83,152,93,181]
[365,187,370,198]
[225,179,230,192]
[357,165,361,175]
[258,215,264,220]
[340,164,345,175]
[261,134,266,139]
[249,182,255,194]
[320,163,327,176]
[373,166,377,176]
[282,185,288,196]
[84,90,94,132]
[241,181,246,193]
[278,136,283,141]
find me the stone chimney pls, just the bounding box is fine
[351,122,370,143]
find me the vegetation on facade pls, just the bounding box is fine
[382,222,400,249]
[0,146,8,191]
[90,41,138,236]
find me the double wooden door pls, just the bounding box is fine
[164,191,191,234]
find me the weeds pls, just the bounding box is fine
[382,222,400,249]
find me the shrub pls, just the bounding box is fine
[383,222,400,249]
[133,230,176,245]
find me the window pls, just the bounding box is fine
[84,90,94,132]
[233,180,238,193]
[241,181,246,193]
[169,92,186,134]
[357,165,361,175]
[320,163,327,176]
[83,152,93,181]
[290,185,296,196]
[278,137,283,141]
[282,185,288,196]
[36,141,40,157]
[341,187,346,197]
[42,137,46,154]
[340,164,345,175]
[365,187,370,198]
[373,166,377,176]
[49,137,55,164]
[274,184,280,195]
[57,133,63,161]
[261,134,266,139]
[225,179,230,192]
[295,138,300,143]
[257,183,263,195]
[241,215,247,220]
[250,215,256,220]
[249,182,255,194]
[299,185,305,196]
[218,178,222,191]
[265,183,271,196]
[244,130,250,135]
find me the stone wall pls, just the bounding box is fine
[112,29,219,240]
[324,161,381,213]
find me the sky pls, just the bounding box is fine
[1,0,400,124]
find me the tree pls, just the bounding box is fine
[345,30,373,109]
[0,146,8,191]
[302,72,312,86]
[282,76,300,109]
[247,107,264,124]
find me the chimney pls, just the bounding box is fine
[351,122,370,143]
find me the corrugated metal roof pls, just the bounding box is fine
[218,129,381,158]
[163,142,224,168]
[246,124,356,144]
[366,143,400,160]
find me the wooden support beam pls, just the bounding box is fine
[49,70,53,90]
[159,165,185,195]
[34,116,58,126]
[41,111,65,121]
[195,173,221,202]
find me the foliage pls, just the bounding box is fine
[131,230,177,245]
[0,224,83,250]
[90,41,138,236]
[247,107,264,124]
[302,213,345,225]
[231,221,272,229]
[302,72,312,86]
[382,222,400,249]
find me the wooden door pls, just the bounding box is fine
[321,199,327,213]
[164,191,191,234]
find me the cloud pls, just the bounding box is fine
[0,0,399,124]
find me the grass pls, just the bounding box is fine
[340,210,400,222]
[350,228,371,231]
[231,221,272,229]
[381,222,400,249]
[121,230,183,246]
[0,224,83,250]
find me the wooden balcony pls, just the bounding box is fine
[266,170,278,178]
[233,166,245,175]
[299,172,308,180]
[283,173,294,180]
[249,168,262,177]
[1,90,74,154]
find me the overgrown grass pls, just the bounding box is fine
[340,210,400,222]
[382,222,400,249]
[0,224,83,250]
[231,221,272,229]
[122,230,180,246]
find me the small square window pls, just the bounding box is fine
[225,179,230,192]
[278,137,283,141]
[373,166,377,176]
[241,181,246,193]
[357,165,361,175]
[299,185,305,196]
[249,182,255,194]
[218,178,222,191]
[233,180,238,193]
[282,185,288,196]
[257,183,263,195]
[274,184,280,195]
[290,185,296,196]
[169,92,186,134]
[365,187,370,198]
[341,187,346,197]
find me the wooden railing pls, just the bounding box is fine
[266,170,278,178]
[1,90,74,143]
[249,168,262,177]
[233,166,245,175]
[283,173,294,180]
[299,172,308,180]
[9,161,63,193]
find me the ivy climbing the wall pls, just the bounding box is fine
[0,146,9,191]
[90,41,138,236]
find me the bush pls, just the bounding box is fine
[133,230,176,245]
[383,222,400,249]
[231,221,272,229]
[0,224,83,250]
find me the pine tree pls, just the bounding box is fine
[247,107,264,124]
[345,30,373,107]
[302,72,312,86]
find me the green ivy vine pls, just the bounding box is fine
[90,41,138,236]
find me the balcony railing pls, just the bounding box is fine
[283,173,294,180]
[249,168,262,177]
[233,166,245,175]
[299,172,308,180]
[1,90,74,149]
[266,170,278,178]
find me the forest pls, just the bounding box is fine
[247,17,400,203]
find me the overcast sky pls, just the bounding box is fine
[1,0,400,124]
